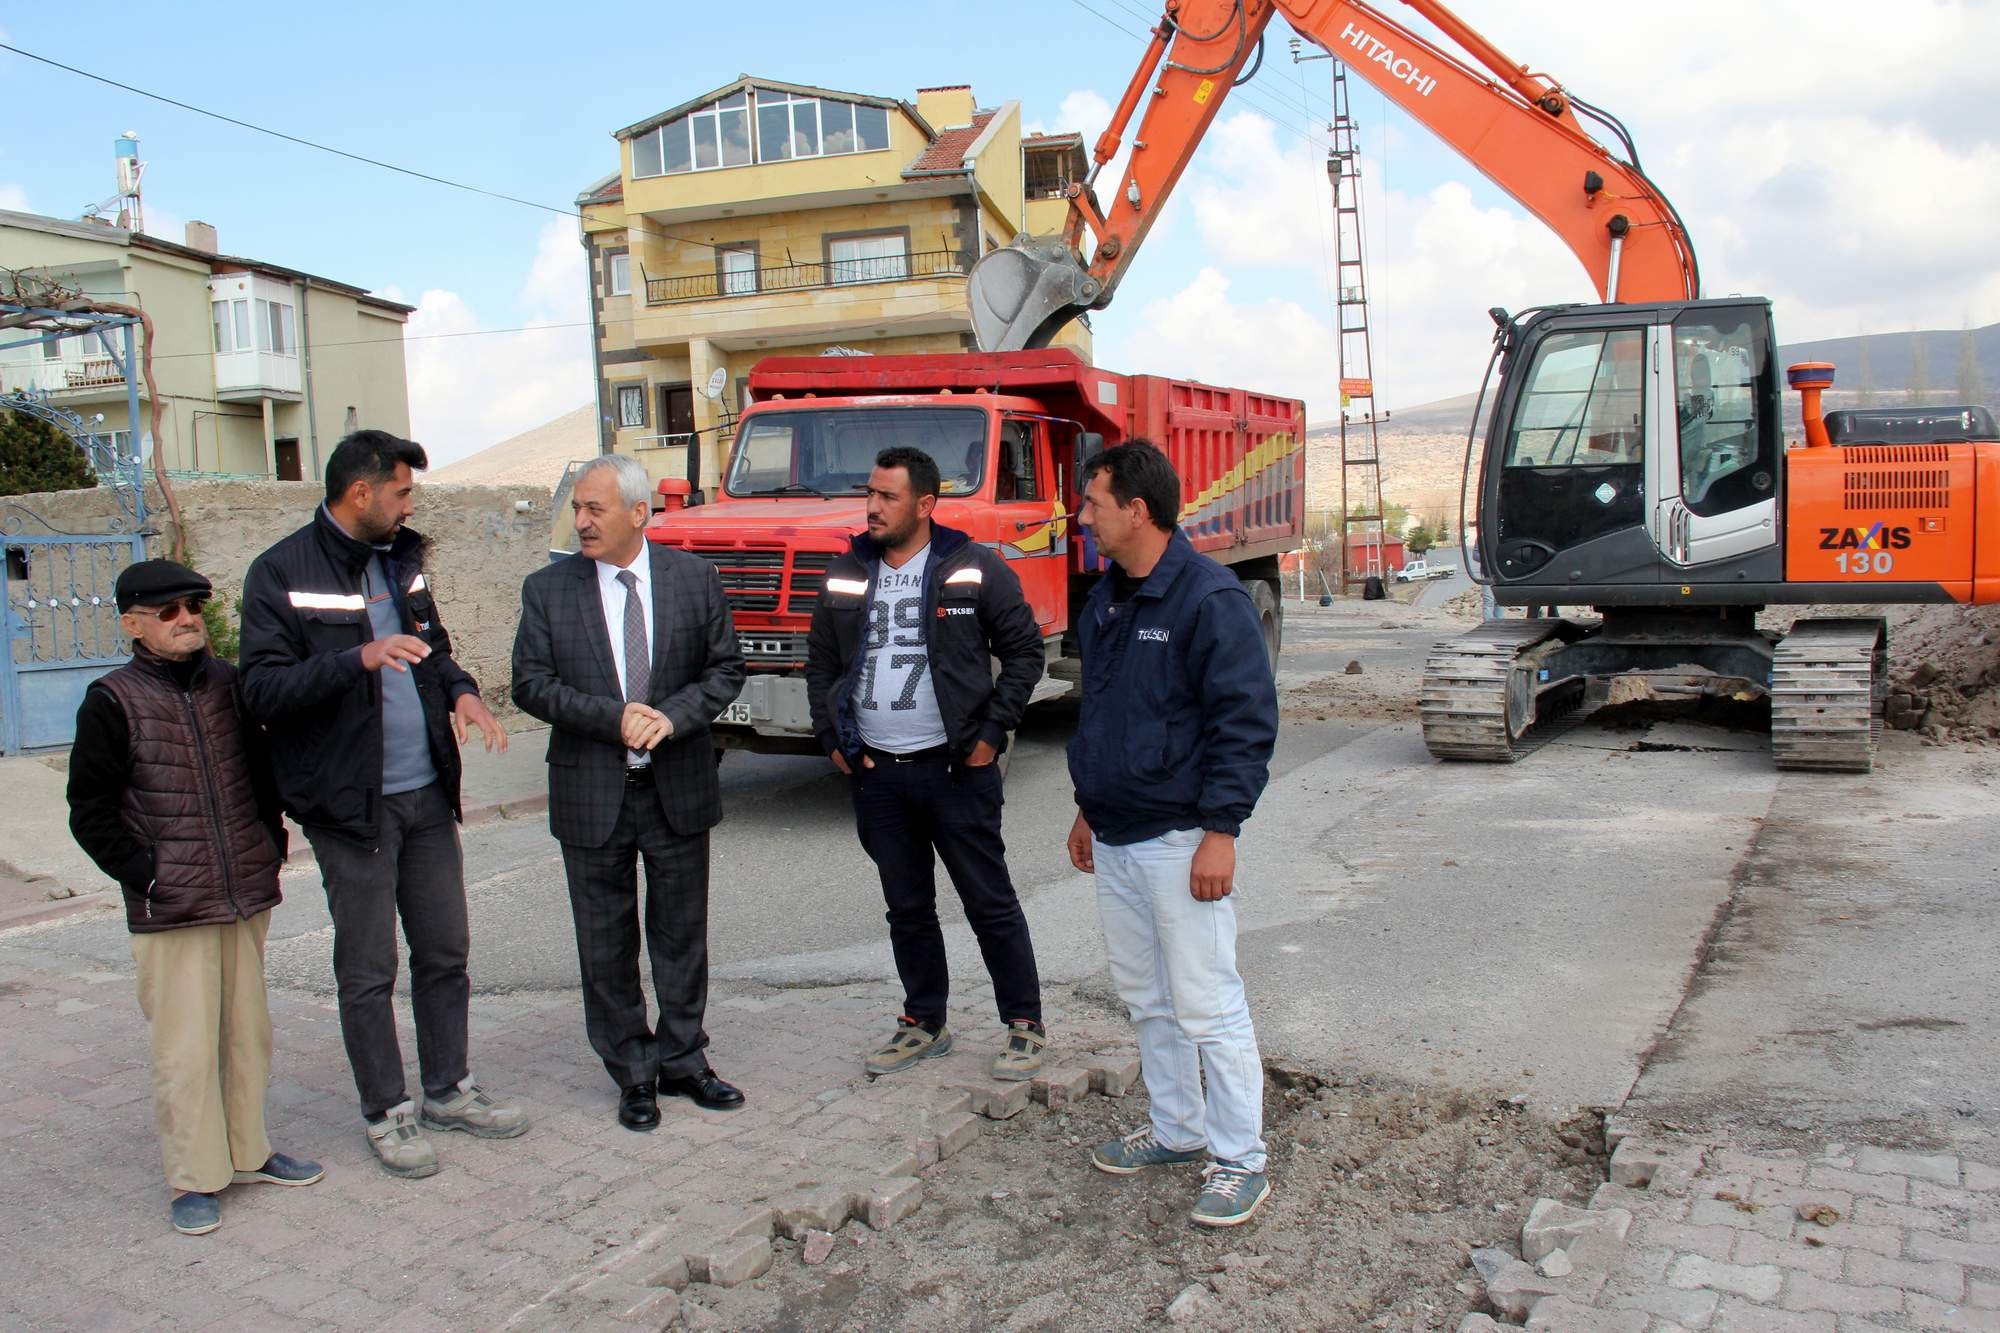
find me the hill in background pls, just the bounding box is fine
[430,405,596,489]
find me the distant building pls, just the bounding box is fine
[0,210,413,482]
[579,78,1090,492]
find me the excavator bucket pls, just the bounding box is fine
[967,235,1102,352]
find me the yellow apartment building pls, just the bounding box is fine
[0,210,412,482]
[579,78,1090,492]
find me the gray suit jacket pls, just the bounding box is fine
[511,544,745,847]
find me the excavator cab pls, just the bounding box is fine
[1478,299,1783,601]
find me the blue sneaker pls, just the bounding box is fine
[1190,1161,1271,1227]
[170,1191,220,1236]
[1090,1126,1206,1175]
[232,1151,325,1187]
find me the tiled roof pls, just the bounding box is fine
[1023,132,1085,147]
[904,112,994,174]
[916,84,970,93]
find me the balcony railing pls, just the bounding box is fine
[0,359,126,395]
[645,249,967,306]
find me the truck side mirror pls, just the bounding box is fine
[1075,431,1104,481]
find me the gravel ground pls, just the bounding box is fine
[684,1063,1607,1332]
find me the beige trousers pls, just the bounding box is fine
[129,910,274,1193]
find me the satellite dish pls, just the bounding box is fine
[703,368,728,400]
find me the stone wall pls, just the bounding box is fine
[4,478,555,716]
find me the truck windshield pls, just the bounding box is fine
[724,407,990,497]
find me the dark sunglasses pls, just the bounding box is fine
[136,597,207,622]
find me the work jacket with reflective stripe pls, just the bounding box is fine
[804,521,1043,765]
[238,505,478,841]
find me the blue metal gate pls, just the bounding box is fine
[1,518,147,752]
[1,304,151,754]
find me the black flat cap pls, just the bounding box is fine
[115,560,212,612]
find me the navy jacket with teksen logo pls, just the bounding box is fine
[1067,528,1278,846]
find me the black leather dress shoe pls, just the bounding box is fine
[659,1067,745,1111]
[618,1081,660,1131]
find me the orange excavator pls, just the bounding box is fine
[966,0,2000,772]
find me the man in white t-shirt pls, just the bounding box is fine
[806,447,1049,1082]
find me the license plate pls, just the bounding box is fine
[716,701,754,725]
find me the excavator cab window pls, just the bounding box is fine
[1493,326,1649,574]
[1673,317,1774,517]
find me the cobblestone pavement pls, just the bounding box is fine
[0,940,1135,1331]
[1461,1126,2000,1333]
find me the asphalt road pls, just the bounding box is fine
[12,598,1999,1151]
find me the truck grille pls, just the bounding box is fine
[671,544,843,621]
[736,631,809,669]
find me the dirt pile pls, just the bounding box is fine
[1764,604,2000,743]
[697,1070,1606,1332]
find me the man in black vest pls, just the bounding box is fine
[67,559,322,1236]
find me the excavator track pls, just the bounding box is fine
[1420,619,1573,762]
[1769,618,1888,773]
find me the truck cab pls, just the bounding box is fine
[646,391,1075,753]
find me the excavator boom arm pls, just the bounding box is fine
[968,0,1698,351]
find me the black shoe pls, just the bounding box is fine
[618,1081,660,1131]
[659,1066,745,1111]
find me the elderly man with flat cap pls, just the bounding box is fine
[67,559,322,1237]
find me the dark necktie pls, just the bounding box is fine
[617,569,648,704]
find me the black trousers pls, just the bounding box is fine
[851,751,1042,1029]
[558,778,712,1089]
[305,783,470,1120]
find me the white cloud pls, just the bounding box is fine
[0,184,27,213]
[399,218,593,467]
[1090,0,2000,416]
[1108,267,1338,410]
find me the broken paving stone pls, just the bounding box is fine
[1537,1250,1574,1278]
[1521,1198,1631,1264]
[800,1231,835,1266]
[1470,1247,1562,1321]
[1165,1285,1214,1324]
[1795,1200,1842,1225]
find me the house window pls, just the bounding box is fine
[42,336,61,360]
[616,384,646,429]
[634,91,752,178]
[231,300,251,352]
[213,300,231,353]
[607,252,631,297]
[754,90,890,163]
[828,233,908,285]
[719,248,758,295]
[256,300,295,354]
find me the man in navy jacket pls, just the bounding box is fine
[1064,439,1279,1228]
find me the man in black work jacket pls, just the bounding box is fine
[239,429,524,1180]
[68,559,322,1237]
[806,445,1050,1082]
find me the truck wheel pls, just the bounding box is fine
[1244,577,1282,675]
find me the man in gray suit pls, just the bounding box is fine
[512,455,747,1130]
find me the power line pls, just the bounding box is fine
[0,41,758,265]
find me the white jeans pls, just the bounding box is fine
[1093,828,1267,1172]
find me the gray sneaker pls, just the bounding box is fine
[366,1104,439,1179]
[1191,1161,1271,1227]
[865,1019,952,1076]
[421,1079,530,1139]
[1090,1126,1207,1175]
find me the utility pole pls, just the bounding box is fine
[1291,42,1389,595]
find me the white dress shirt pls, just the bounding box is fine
[595,543,656,766]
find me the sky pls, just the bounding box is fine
[4,1,1997,466]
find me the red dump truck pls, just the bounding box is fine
[643,346,1304,754]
